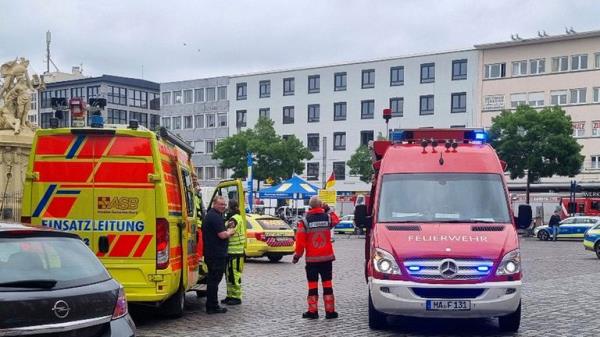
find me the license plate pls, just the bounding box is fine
[276,237,291,242]
[426,300,471,311]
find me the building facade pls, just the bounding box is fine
[38,75,161,130]
[228,50,480,192]
[159,77,230,187]
[476,30,600,189]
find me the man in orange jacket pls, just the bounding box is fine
[293,196,340,319]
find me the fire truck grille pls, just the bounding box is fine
[471,225,505,232]
[403,259,494,280]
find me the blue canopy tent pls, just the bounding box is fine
[258,175,320,199]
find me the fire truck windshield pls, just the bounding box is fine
[377,173,511,223]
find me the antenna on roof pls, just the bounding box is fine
[569,27,576,34]
[565,26,576,35]
[543,30,549,37]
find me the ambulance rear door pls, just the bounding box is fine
[92,132,157,295]
[209,179,247,224]
[177,165,199,289]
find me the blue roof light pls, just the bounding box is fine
[477,266,490,272]
[391,130,405,143]
[474,131,487,141]
[407,265,421,272]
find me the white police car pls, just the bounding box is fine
[583,222,600,258]
[534,216,600,241]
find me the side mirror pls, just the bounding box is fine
[354,204,372,229]
[517,204,532,229]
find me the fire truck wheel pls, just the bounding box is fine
[538,230,550,241]
[498,301,521,332]
[595,242,600,259]
[368,291,387,330]
[268,255,283,263]
[162,286,185,318]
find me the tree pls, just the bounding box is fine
[213,117,312,189]
[489,105,584,203]
[347,145,374,183]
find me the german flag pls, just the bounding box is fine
[325,171,336,190]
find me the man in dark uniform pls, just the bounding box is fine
[548,209,561,241]
[202,195,235,314]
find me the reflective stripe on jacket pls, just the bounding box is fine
[228,213,247,255]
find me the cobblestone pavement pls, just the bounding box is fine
[133,236,600,337]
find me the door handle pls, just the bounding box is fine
[99,236,110,253]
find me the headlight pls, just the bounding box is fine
[372,248,401,275]
[496,249,521,276]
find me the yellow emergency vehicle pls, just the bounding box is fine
[21,124,200,317]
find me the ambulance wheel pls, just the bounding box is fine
[163,287,185,318]
[595,242,600,259]
[268,256,283,263]
[498,301,521,332]
[538,230,550,241]
[368,291,387,330]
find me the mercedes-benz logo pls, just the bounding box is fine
[439,259,458,279]
[52,300,70,319]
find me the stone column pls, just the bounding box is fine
[0,131,33,221]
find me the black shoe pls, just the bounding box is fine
[325,311,339,319]
[302,311,319,319]
[222,298,242,305]
[206,306,228,314]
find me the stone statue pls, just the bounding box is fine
[0,57,45,134]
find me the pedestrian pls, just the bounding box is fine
[549,209,561,241]
[292,196,340,319]
[222,199,247,305]
[202,195,236,314]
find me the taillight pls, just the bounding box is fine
[156,218,170,270]
[112,286,128,319]
[21,216,31,224]
[255,232,266,241]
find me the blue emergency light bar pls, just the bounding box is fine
[90,115,104,128]
[390,129,488,143]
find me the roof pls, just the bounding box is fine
[475,29,600,50]
[45,74,159,91]
[258,175,320,199]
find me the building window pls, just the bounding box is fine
[306,162,319,181]
[259,108,270,119]
[570,88,587,104]
[137,112,148,127]
[183,89,193,104]
[283,106,294,124]
[451,125,466,128]
[70,87,84,99]
[205,167,216,180]
[530,58,545,74]
[571,54,588,70]
[420,63,435,83]
[390,66,404,86]
[149,93,160,111]
[87,86,100,99]
[217,167,228,180]
[572,122,585,138]
[592,156,600,169]
[195,167,204,180]
[362,69,375,88]
[194,141,204,154]
[283,77,294,96]
[30,92,37,110]
[361,100,374,119]
[236,83,247,100]
[334,72,347,91]
[218,113,227,127]
[334,102,347,121]
[108,86,127,105]
[308,104,320,123]
[41,91,52,108]
[451,92,467,113]
[195,115,204,128]
[528,92,545,107]
[595,53,600,68]
[389,97,404,117]
[452,59,467,80]
[150,114,160,130]
[206,87,216,101]
[333,132,346,151]
[236,110,247,128]
[550,90,568,105]
[484,63,506,79]
[128,90,148,108]
[551,56,568,72]
[184,115,193,129]
[218,86,227,100]
[308,75,320,94]
[333,162,346,181]
[592,121,600,137]
[107,108,127,124]
[206,114,216,128]
[360,130,374,147]
[172,116,181,130]
[510,93,527,108]
[195,88,204,102]
[40,112,51,128]
[307,133,320,152]
[54,89,67,99]
[259,80,271,98]
[594,87,599,103]
[206,140,215,154]
[420,95,434,115]
[512,60,527,76]
[172,91,182,104]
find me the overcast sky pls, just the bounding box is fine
[2,0,599,83]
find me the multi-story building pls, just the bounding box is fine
[38,74,161,130]
[476,29,600,190]
[160,77,230,187]
[228,50,480,192]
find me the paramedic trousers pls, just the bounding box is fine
[225,254,245,300]
[305,261,335,313]
[205,256,227,309]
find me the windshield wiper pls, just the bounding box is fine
[0,279,57,289]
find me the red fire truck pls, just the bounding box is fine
[354,128,524,332]
[560,197,600,219]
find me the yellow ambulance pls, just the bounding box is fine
[21,124,201,317]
